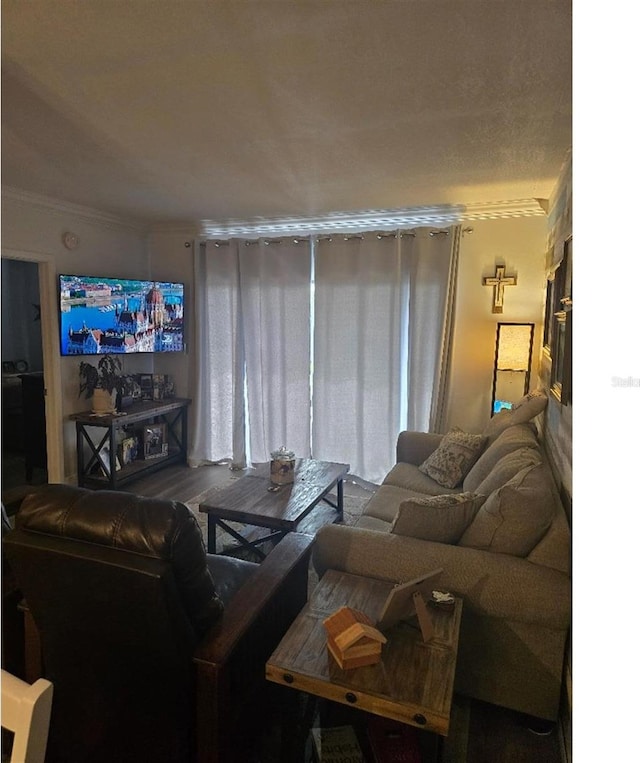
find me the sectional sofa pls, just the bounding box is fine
[312,391,571,721]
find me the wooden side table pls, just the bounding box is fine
[266,569,462,740]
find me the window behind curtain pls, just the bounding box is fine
[191,229,457,483]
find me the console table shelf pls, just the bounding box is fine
[71,398,190,489]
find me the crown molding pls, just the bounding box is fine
[192,198,547,238]
[3,189,547,240]
[456,198,547,220]
[1,186,148,234]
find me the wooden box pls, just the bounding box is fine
[323,606,387,670]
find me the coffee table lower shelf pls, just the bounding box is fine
[213,501,343,559]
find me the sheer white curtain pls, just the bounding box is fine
[427,226,461,433]
[190,237,312,468]
[191,227,458,484]
[312,229,457,483]
[312,234,408,484]
[407,228,459,434]
[240,239,312,462]
[190,240,246,468]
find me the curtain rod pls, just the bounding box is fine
[198,227,452,251]
[202,229,437,246]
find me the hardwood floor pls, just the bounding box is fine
[465,700,564,763]
[117,461,235,503]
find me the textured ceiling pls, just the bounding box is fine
[1,1,572,228]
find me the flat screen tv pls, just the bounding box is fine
[59,275,185,356]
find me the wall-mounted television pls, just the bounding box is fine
[59,275,185,356]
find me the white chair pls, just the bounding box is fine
[1,669,53,763]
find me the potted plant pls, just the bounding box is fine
[79,355,125,414]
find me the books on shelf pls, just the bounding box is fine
[310,725,364,763]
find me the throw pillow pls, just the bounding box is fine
[463,424,538,493]
[458,463,554,557]
[391,492,486,544]
[419,427,487,489]
[473,446,542,496]
[482,389,548,439]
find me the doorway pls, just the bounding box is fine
[1,259,48,509]
[2,252,64,513]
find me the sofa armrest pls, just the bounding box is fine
[194,532,314,762]
[396,431,444,466]
[312,525,569,630]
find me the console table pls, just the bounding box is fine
[71,398,190,489]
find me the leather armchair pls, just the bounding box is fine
[3,484,313,763]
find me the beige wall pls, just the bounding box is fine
[146,230,198,428]
[444,215,548,434]
[538,152,572,508]
[1,192,149,482]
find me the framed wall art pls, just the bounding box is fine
[547,236,572,405]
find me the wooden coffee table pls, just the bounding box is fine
[199,459,349,558]
[266,569,462,743]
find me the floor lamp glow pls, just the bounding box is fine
[491,323,534,416]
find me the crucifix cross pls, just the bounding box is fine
[483,266,517,313]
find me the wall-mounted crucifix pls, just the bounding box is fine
[483,265,517,313]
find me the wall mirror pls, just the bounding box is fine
[491,322,534,416]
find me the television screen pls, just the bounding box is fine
[59,275,185,356]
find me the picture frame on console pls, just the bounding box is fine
[138,373,154,401]
[143,423,168,460]
[119,436,139,466]
[96,444,121,477]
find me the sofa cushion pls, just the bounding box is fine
[458,463,554,556]
[473,447,542,496]
[362,484,433,524]
[527,511,571,574]
[383,462,463,496]
[482,389,548,440]
[419,427,487,489]
[463,424,538,493]
[391,492,486,543]
[355,514,394,532]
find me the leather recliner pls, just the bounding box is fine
[3,484,313,763]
